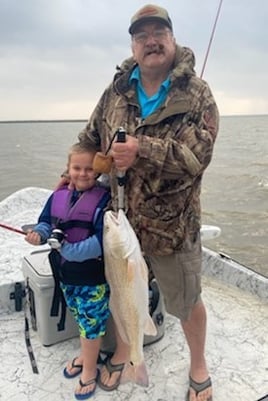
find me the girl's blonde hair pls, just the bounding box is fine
[67,142,98,163]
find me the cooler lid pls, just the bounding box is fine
[23,249,53,278]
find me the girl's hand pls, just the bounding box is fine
[25,230,41,245]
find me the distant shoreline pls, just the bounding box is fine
[0,119,88,124]
[0,114,267,123]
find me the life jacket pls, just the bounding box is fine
[50,185,108,286]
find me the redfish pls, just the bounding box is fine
[103,209,157,386]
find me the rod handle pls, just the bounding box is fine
[116,127,126,143]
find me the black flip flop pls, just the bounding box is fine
[186,376,212,401]
[97,357,125,391]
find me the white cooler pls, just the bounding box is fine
[22,249,166,350]
[22,249,79,346]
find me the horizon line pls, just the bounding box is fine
[0,114,267,123]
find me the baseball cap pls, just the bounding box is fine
[129,4,173,34]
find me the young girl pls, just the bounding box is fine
[25,142,110,400]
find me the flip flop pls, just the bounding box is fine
[186,376,212,401]
[75,370,99,400]
[63,357,83,379]
[97,357,125,391]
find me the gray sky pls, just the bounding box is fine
[1,0,267,120]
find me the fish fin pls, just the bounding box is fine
[144,315,157,336]
[121,361,149,387]
[140,257,149,281]
[127,259,135,282]
[128,256,148,283]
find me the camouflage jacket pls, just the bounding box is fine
[79,45,219,256]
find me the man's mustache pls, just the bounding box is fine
[144,44,164,56]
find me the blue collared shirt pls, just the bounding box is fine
[130,66,170,119]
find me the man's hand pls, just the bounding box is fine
[112,135,138,171]
[54,173,70,191]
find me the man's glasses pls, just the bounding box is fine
[132,28,170,44]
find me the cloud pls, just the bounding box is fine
[0,0,267,120]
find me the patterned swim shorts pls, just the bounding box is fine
[61,283,110,339]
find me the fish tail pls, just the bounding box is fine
[121,361,149,387]
[144,314,157,336]
[133,361,149,387]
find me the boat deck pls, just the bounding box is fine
[0,188,267,401]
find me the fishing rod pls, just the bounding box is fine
[0,222,26,236]
[200,0,223,78]
[116,127,127,210]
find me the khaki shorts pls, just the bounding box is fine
[146,236,202,321]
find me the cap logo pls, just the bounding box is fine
[138,6,159,18]
[129,5,172,34]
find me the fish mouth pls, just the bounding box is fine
[103,211,122,241]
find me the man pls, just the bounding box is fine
[78,4,219,401]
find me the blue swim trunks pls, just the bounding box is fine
[61,283,110,339]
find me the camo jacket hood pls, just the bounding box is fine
[79,45,219,255]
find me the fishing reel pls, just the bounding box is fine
[47,229,65,250]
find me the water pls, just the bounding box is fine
[0,116,267,277]
[202,115,268,277]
